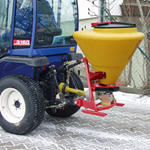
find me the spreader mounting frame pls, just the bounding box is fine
[75,57,124,117]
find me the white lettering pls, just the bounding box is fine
[13,40,30,46]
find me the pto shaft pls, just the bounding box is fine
[59,83,86,97]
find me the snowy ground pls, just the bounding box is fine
[0,91,150,150]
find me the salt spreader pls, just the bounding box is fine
[0,0,144,135]
[73,21,144,116]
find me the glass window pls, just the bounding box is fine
[34,0,78,48]
[13,0,33,48]
[0,0,13,51]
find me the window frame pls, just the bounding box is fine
[34,0,79,49]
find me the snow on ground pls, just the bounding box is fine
[114,91,150,110]
[0,91,150,150]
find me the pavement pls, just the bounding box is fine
[0,92,150,150]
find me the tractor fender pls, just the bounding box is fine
[0,56,50,67]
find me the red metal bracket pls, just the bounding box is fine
[75,57,124,117]
[82,109,107,117]
[89,72,106,80]
[91,21,116,27]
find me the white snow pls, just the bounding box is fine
[114,91,150,110]
[0,90,150,149]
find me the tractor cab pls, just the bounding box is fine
[0,0,78,57]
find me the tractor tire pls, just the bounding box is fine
[46,71,84,118]
[0,74,45,135]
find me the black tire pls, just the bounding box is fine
[46,71,84,118]
[0,74,45,135]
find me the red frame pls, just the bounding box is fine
[75,57,124,117]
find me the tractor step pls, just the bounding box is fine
[82,109,107,117]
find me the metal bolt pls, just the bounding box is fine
[74,101,78,104]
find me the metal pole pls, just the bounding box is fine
[57,0,61,27]
[138,47,150,61]
[98,0,101,22]
[101,0,104,22]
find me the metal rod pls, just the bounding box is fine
[98,0,101,22]
[138,47,150,61]
[54,72,61,93]
[101,0,104,22]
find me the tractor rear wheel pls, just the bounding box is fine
[0,74,45,135]
[46,71,84,118]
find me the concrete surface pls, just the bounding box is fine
[0,92,150,150]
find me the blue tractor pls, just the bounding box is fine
[0,0,84,134]
[0,0,132,135]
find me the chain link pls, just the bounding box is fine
[46,102,66,109]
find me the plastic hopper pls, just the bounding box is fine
[73,22,144,85]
